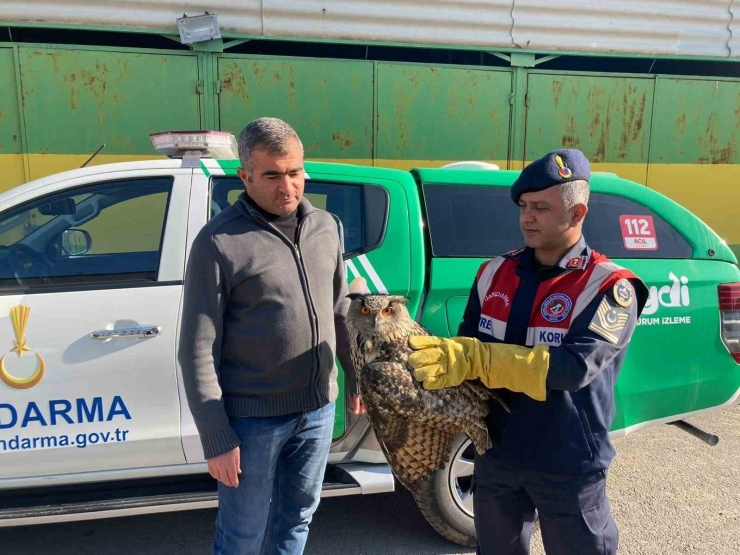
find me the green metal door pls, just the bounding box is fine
[216,57,374,165]
[648,77,740,259]
[0,48,23,190]
[18,47,201,181]
[376,63,512,169]
[524,72,654,186]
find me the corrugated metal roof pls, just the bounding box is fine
[3,0,740,59]
[262,0,514,47]
[513,0,734,58]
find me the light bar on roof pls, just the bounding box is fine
[150,130,238,159]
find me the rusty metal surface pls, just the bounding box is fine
[5,1,740,58]
[650,77,740,164]
[217,57,374,161]
[524,73,653,165]
[376,63,512,163]
[18,47,200,154]
[525,74,654,163]
[0,48,21,156]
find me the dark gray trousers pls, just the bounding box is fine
[473,455,618,555]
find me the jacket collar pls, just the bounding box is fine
[557,235,591,271]
[235,191,316,224]
[503,235,592,272]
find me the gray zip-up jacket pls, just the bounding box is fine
[178,192,356,459]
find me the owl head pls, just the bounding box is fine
[345,277,412,337]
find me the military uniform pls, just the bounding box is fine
[409,149,649,555]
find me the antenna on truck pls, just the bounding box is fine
[80,144,106,168]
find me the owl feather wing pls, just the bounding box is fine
[367,408,455,493]
[359,360,491,491]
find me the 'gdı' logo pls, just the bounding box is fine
[0,305,45,390]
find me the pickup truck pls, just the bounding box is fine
[0,131,738,547]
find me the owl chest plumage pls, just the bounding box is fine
[344,293,496,494]
[354,333,414,400]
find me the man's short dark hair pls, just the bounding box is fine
[238,117,304,174]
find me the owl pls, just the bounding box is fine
[345,278,508,497]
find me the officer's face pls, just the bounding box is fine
[518,187,584,251]
[237,138,305,216]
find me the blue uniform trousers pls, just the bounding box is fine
[473,452,618,555]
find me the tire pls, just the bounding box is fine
[411,433,477,547]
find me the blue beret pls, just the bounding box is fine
[511,149,591,204]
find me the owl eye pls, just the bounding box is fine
[360,306,371,315]
[382,307,393,316]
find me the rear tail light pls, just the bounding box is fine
[718,283,740,363]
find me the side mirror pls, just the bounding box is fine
[61,229,92,256]
[39,198,77,216]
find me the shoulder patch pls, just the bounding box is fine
[588,296,630,344]
[613,278,635,308]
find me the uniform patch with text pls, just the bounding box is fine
[588,296,630,344]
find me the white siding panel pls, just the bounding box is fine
[0,0,262,35]
[3,0,740,59]
[513,0,734,57]
[262,0,513,47]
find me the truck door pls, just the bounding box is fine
[0,167,191,481]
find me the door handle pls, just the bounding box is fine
[90,326,161,340]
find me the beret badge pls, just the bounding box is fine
[555,155,572,179]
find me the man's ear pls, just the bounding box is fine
[237,167,251,185]
[572,203,588,226]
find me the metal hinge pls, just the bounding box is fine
[524,92,530,106]
[215,80,222,94]
[196,80,203,94]
[509,92,515,105]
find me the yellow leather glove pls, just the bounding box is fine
[407,336,550,401]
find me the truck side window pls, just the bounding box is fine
[210,177,389,258]
[423,185,692,259]
[582,193,692,258]
[0,177,173,290]
[423,186,521,257]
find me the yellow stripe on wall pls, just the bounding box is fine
[517,161,649,185]
[0,154,168,193]
[25,154,166,183]
[374,159,509,171]
[647,164,740,248]
[586,163,648,187]
[0,155,28,193]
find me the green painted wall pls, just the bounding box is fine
[1,42,739,255]
[375,63,512,165]
[218,56,374,162]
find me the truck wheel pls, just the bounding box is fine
[412,434,477,547]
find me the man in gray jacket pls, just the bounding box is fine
[178,117,363,555]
